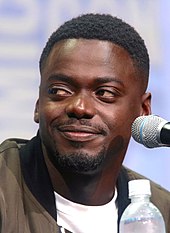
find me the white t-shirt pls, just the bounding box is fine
[55,189,118,233]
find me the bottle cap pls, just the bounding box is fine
[128,179,151,197]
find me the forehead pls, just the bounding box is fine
[42,38,137,77]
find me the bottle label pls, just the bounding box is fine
[124,216,155,224]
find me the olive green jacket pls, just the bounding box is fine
[0,136,170,233]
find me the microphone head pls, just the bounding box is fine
[131,115,167,148]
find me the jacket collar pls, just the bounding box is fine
[19,134,57,220]
[19,134,130,230]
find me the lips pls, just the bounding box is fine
[57,125,103,142]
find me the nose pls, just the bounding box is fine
[65,92,96,119]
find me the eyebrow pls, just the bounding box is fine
[48,74,124,87]
[48,74,74,85]
[93,76,124,86]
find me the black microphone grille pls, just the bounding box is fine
[131,115,167,148]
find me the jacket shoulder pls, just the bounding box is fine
[124,166,170,195]
[0,138,28,153]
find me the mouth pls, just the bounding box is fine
[57,125,104,142]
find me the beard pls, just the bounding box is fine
[48,145,106,174]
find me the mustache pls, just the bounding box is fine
[54,118,108,136]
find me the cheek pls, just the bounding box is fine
[39,101,64,123]
[104,135,128,166]
[102,106,134,139]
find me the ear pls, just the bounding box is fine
[34,99,40,123]
[140,92,152,116]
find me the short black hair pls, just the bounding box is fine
[40,13,149,84]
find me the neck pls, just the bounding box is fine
[44,151,121,206]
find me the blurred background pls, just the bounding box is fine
[0,0,170,191]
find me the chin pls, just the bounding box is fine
[52,147,106,174]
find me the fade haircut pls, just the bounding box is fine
[39,13,149,86]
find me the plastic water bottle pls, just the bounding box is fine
[119,179,166,233]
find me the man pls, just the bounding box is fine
[0,13,170,233]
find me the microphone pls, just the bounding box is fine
[131,115,170,148]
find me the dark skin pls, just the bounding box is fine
[34,39,151,205]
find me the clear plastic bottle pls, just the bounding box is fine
[119,179,166,233]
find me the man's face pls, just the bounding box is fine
[35,39,151,174]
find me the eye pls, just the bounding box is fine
[48,86,73,99]
[96,89,114,97]
[95,88,117,103]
